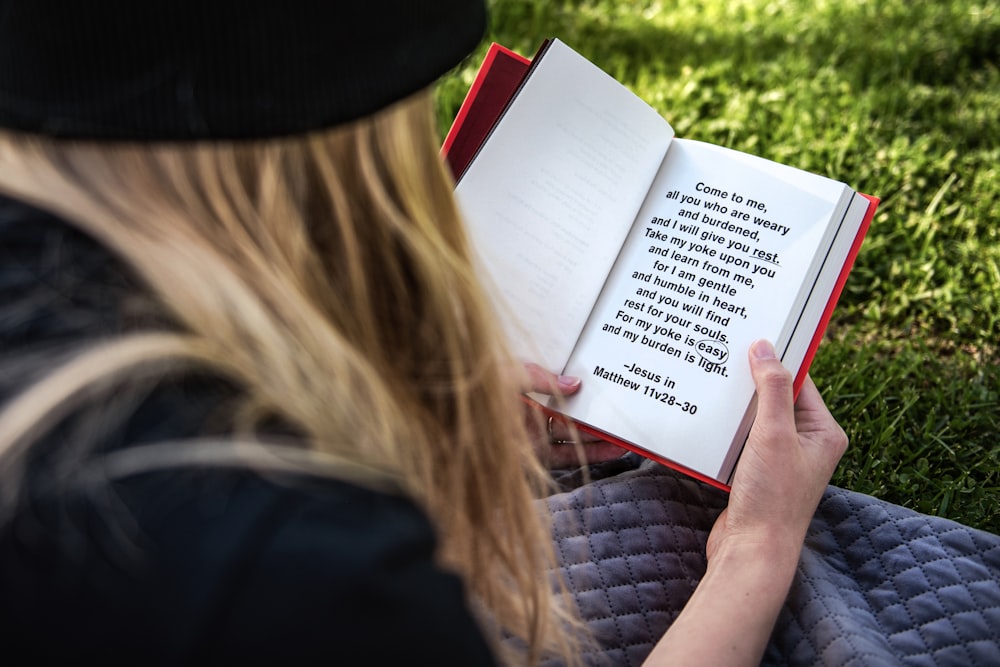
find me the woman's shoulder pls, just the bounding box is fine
[0,193,131,300]
[0,196,496,663]
[0,194,150,360]
[2,464,496,664]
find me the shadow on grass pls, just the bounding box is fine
[486,0,999,88]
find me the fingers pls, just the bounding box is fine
[793,373,822,410]
[794,375,849,464]
[546,440,628,468]
[543,411,627,467]
[746,340,847,476]
[791,374,833,430]
[547,413,604,444]
[522,362,581,396]
[793,376,839,434]
[521,362,614,467]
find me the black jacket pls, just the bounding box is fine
[0,196,496,664]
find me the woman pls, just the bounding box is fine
[0,1,846,664]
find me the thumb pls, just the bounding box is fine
[748,340,796,436]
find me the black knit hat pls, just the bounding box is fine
[0,1,486,141]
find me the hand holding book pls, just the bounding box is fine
[519,362,628,468]
[646,340,848,666]
[447,39,877,489]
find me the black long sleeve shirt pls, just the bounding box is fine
[0,195,496,665]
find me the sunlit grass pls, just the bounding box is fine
[437,0,1000,533]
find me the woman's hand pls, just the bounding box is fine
[522,363,627,468]
[706,339,848,562]
[644,340,847,666]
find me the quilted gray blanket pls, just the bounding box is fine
[541,454,1000,666]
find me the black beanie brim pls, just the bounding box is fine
[0,1,487,140]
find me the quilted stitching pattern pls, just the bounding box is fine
[538,457,1000,666]
[766,488,1000,666]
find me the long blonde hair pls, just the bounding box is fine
[0,90,582,664]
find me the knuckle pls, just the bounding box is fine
[833,425,849,455]
[758,363,793,392]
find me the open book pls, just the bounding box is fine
[446,39,879,490]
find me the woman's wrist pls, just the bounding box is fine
[703,526,804,626]
[643,528,802,666]
[708,525,804,580]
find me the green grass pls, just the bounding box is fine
[436,0,1000,533]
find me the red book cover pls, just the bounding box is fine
[442,43,531,181]
[792,192,878,398]
[445,42,879,491]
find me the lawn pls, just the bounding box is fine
[436,0,1000,533]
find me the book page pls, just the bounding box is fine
[559,138,857,481]
[454,40,675,370]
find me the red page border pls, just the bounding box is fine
[441,43,530,172]
[792,194,879,396]
[448,44,880,493]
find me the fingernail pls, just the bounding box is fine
[751,339,776,360]
[557,375,581,391]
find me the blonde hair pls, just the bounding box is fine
[0,90,583,664]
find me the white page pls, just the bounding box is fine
[455,39,675,370]
[559,138,856,481]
